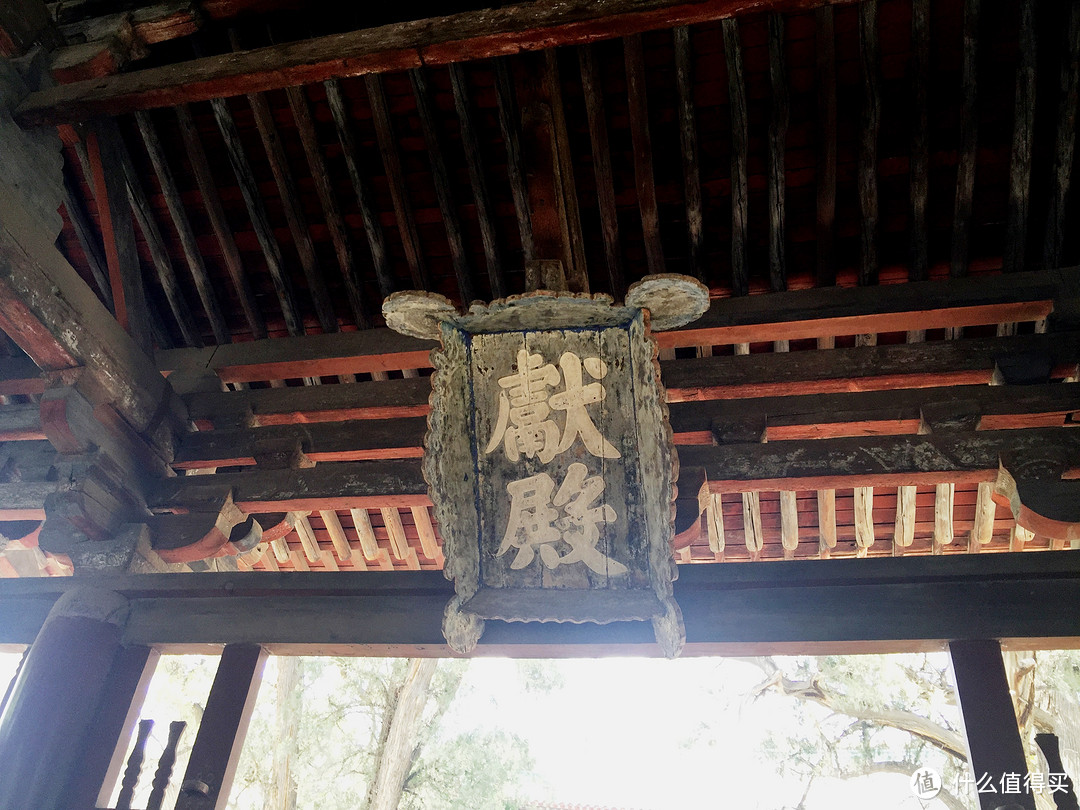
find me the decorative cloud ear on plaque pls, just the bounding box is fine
[624,274,711,331]
[382,290,460,339]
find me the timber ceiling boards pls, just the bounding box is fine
[37,0,1080,348]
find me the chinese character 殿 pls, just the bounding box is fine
[497,463,625,576]
[486,349,620,463]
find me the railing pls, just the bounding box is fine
[99,718,187,810]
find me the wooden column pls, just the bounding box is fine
[175,643,266,810]
[950,639,1036,810]
[0,588,130,810]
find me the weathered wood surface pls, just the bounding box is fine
[149,460,430,513]
[156,271,1067,380]
[16,0,864,126]
[625,33,664,278]
[856,0,879,286]
[662,331,1080,400]
[723,17,750,295]
[175,104,265,340]
[950,0,980,278]
[1043,0,1080,270]
[674,26,704,282]
[2,555,1080,651]
[1003,0,1037,274]
[908,0,929,281]
[815,5,837,285]
[767,13,788,292]
[682,428,1080,492]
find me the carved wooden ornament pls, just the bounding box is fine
[388,279,709,658]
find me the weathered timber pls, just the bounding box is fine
[172,418,428,469]
[668,382,1080,437]
[951,640,1038,810]
[1003,0,1037,274]
[0,404,45,441]
[493,57,535,263]
[908,0,929,281]
[625,33,664,277]
[210,97,302,336]
[673,27,703,283]
[723,18,749,295]
[655,271,1058,349]
[579,44,625,296]
[134,110,230,343]
[115,130,202,347]
[158,329,435,383]
[857,0,880,286]
[149,460,430,512]
[183,376,432,426]
[1043,1,1080,270]
[449,64,505,300]
[815,5,837,285]
[85,121,153,349]
[767,13,788,291]
[548,50,589,294]
[174,104,265,340]
[323,79,394,299]
[16,0,866,127]
[0,0,61,57]
[950,0,980,278]
[61,170,113,311]
[662,332,1080,401]
[243,86,336,334]
[175,644,265,810]
[410,68,474,305]
[366,74,429,291]
[287,83,369,329]
[682,428,1080,492]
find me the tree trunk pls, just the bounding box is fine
[269,657,303,810]
[366,659,438,810]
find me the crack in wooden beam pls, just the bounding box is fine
[1003,0,1037,275]
[723,18,749,296]
[950,0,980,279]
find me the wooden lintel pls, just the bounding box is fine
[683,428,1080,492]
[156,272,1069,382]
[16,0,862,127]
[1,554,1080,651]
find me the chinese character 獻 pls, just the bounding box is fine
[486,349,620,463]
[497,462,625,575]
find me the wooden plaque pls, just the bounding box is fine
[424,293,684,656]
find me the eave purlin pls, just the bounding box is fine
[14,0,858,127]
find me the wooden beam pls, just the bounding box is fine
[662,331,1079,402]
[410,68,475,305]
[0,0,61,57]
[656,270,1058,349]
[579,44,625,296]
[5,553,1080,651]
[16,0,864,127]
[1042,0,1080,270]
[950,0,980,278]
[175,644,266,810]
[323,79,395,300]
[493,57,536,264]
[449,64,506,300]
[857,0,880,286]
[210,97,303,336]
[853,486,874,552]
[85,121,153,349]
[287,84,369,329]
[1003,0,1037,274]
[61,169,113,312]
[934,482,955,552]
[683,428,1080,492]
[624,33,664,277]
[149,459,430,513]
[242,87,336,334]
[969,480,997,549]
[908,0,929,281]
[815,6,837,286]
[134,110,230,344]
[779,489,798,558]
[950,640,1037,810]
[741,491,763,559]
[175,104,266,340]
[723,18,749,296]
[674,27,704,283]
[767,13,788,292]
[545,50,588,293]
[366,74,429,291]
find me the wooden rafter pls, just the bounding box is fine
[723,18,750,295]
[15,0,865,127]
